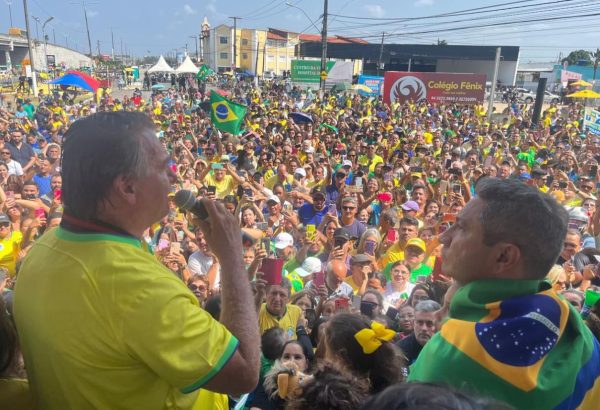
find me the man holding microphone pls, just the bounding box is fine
[14,112,260,409]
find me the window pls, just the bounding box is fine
[242,53,248,59]
[279,54,286,60]
[267,55,274,62]
[220,52,228,59]
[219,36,228,44]
[241,39,248,46]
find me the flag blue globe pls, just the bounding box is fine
[215,104,229,120]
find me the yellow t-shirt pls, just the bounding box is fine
[344,276,363,295]
[14,227,238,410]
[203,173,237,199]
[258,303,302,340]
[0,231,22,277]
[377,242,406,272]
[265,174,293,190]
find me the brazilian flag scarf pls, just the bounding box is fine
[408,279,600,409]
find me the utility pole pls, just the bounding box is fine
[96,39,100,56]
[229,16,241,70]
[81,0,93,57]
[487,47,501,122]
[52,27,55,43]
[377,32,385,77]
[320,0,328,92]
[111,29,115,61]
[6,0,13,27]
[22,0,38,96]
[120,37,124,64]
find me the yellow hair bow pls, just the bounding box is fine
[354,322,396,354]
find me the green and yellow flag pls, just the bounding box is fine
[196,65,213,81]
[210,91,247,135]
[408,279,600,409]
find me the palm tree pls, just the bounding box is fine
[592,48,600,81]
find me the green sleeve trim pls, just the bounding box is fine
[180,335,239,394]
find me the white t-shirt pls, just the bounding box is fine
[187,250,221,287]
[6,160,23,177]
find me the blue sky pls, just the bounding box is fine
[2,0,598,62]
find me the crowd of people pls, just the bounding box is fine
[1,76,600,409]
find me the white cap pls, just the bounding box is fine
[304,146,315,154]
[342,159,353,168]
[274,232,294,249]
[267,195,281,204]
[295,257,322,277]
[294,168,307,178]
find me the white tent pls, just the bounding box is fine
[175,56,199,74]
[147,55,174,73]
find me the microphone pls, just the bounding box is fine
[174,190,209,220]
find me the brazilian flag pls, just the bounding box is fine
[210,91,247,135]
[408,279,600,409]
[196,65,213,81]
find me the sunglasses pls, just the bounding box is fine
[188,284,207,292]
[0,152,10,155]
[0,222,10,228]
[336,173,346,179]
[342,206,355,211]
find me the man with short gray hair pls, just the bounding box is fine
[397,300,441,365]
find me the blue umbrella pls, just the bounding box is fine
[49,73,96,92]
[289,112,313,124]
[152,84,166,90]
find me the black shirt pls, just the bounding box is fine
[396,333,423,365]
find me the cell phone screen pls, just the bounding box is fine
[207,186,216,194]
[386,229,398,242]
[364,240,376,256]
[313,270,325,287]
[260,258,283,285]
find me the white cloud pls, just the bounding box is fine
[207,0,217,14]
[363,4,385,18]
[414,0,434,6]
[183,4,197,15]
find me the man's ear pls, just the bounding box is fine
[112,174,137,206]
[493,243,521,276]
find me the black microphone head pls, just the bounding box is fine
[174,190,196,211]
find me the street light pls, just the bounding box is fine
[5,0,13,27]
[189,35,199,62]
[285,2,321,32]
[42,16,54,70]
[31,15,40,40]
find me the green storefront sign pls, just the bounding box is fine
[291,60,335,83]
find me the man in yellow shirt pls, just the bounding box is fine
[14,112,260,409]
[378,216,420,271]
[200,163,245,199]
[256,278,302,340]
[344,254,372,295]
[265,164,294,190]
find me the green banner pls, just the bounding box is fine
[291,60,335,83]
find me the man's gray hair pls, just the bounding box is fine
[62,112,153,220]
[476,178,568,280]
[414,300,441,313]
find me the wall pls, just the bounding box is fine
[436,59,518,86]
[0,40,92,70]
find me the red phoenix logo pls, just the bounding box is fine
[391,76,427,103]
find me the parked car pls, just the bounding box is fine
[519,89,561,104]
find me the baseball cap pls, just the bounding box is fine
[311,188,326,199]
[274,232,294,249]
[342,159,353,168]
[0,214,10,224]
[295,257,322,278]
[294,168,307,178]
[350,254,371,265]
[267,195,281,204]
[211,163,223,170]
[406,238,426,253]
[333,228,352,241]
[518,173,532,181]
[401,200,420,212]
